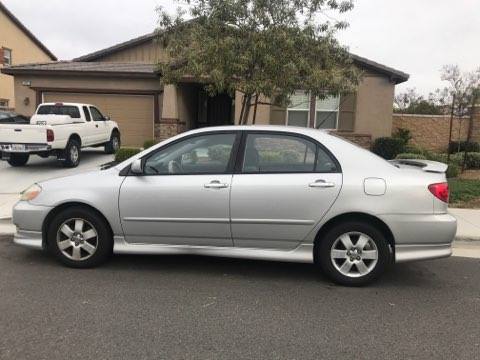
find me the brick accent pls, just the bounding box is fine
[155,118,187,142]
[330,131,372,149]
[392,114,470,152]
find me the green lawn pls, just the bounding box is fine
[449,179,480,207]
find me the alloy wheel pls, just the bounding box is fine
[330,231,378,278]
[56,218,98,261]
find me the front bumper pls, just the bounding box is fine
[12,200,52,250]
[13,230,43,250]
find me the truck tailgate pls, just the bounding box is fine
[0,124,47,144]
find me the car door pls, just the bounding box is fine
[80,106,96,146]
[119,131,240,246]
[230,131,342,250]
[89,106,110,143]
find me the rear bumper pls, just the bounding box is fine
[0,143,51,157]
[379,213,457,263]
[395,243,452,263]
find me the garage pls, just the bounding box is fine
[43,92,154,147]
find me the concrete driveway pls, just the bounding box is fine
[0,149,114,219]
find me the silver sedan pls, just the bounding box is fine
[12,126,457,286]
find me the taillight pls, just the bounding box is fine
[46,129,54,142]
[428,182,449,203]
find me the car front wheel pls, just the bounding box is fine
[47,207,113,268]
[104,132,120,154]
[316,221,391,286]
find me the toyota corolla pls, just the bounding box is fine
[12,126,457,286]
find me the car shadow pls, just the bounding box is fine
[20,148,110,169]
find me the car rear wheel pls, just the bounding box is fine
[62,139,81,167]
[316,221,391,286]
[47,207,113,268]
[104,132,120,154]
[7,153,29,167]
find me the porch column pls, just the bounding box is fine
[156,84,181,141]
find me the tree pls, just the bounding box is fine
[394,88,444,115]
[157,0,359,124]
[439,65,480,162]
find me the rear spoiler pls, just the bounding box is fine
[389,159,448,173]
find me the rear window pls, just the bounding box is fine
[37,105,81,118]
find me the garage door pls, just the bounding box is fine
[43,92,154,147]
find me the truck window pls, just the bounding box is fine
[37,105,81,119]
[82,106,91,121]
[90,107,105,121]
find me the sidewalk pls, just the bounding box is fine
[449,208,480,241]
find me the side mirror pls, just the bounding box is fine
[103,115,110,121]
[130,159,143,175]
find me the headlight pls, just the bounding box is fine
[20,184,42,201]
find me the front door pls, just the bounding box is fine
[119,132,240,246]
[230,132,342,250]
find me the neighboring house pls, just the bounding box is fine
[1,31,408,147]
[0,1,56,110]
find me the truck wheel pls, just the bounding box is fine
[7,153,29,167]
[63,139,81,168]
[104,132,120,154]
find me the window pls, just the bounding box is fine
[90,107,104,121]
[82,106,91,121]
[286,91,339,129]
[243,133,317,173]
[242,133,339,173]
[2,48,12,66]
[0,99,9,109]
[144,133,237,175]
[37,105,80,118]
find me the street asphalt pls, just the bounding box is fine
[0,235,479,360]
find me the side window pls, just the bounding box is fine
[144,133,237,175]
[82,106,91,121]
[242,133,339,173]
[90,107,104,121]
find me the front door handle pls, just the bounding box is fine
[309,179,335,188]
[95,124,99,128]
[204,180,229,189]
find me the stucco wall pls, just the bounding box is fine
[354,74,395,139]
[0,10,53,108]
[12,74,161,116]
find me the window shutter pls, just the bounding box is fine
[337,93,356,131]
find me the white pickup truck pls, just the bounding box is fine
[0,103,120,167]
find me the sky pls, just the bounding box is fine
[3,0,479,95]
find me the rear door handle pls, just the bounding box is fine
[95,124,99,128]
[309,179,335,188]
[204,180,229,189]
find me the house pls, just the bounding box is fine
[0,1,56,110]
[1,31,408,147]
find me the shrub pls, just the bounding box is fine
[465,152,480,169]
[404,144,425,155]
[448,141,480,154]
[396,153,427,160]
[392,128,412,146]
[143,139,157,149]
[446,163,460,178]
[281,150,300,163]
[371,137,405,160]
[115,148,142,162]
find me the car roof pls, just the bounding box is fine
[39,102,95,107]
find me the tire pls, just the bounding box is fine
[315,221,391,286]
[63,139,81,167]
[7,153,29,167]
[104,131,120,154]
[47,207,113,268]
